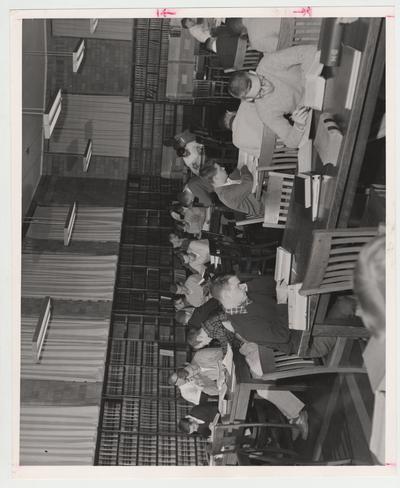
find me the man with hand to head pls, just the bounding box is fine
[228,44,316,148]
[200,160,263,217]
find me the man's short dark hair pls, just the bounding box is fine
[178,418,192,433]
[175,310,190,325]
[228,71,251,99]
[210,273,235,301]
[177,190,194,207]
[199,161,219,186]
[176,146,188,157]
[170,283,179,294]
[187,327,202,348]
[181,18,190,29]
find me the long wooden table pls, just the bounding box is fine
[280,18,385,355]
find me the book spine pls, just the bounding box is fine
[320,19,344,67]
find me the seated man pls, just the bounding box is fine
[210,273,336,358]
[180,239,211,275]
[170,273,209,308]
[178,403,220,439]
[169,347,225,404]
[222,102,264,157]
[228,45,317,148]
[200,160,263,217]
[187,320,309,440]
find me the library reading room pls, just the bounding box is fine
[19,15,388,467]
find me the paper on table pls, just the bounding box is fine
[287,283,308,330]
[298,139,313,173]
[179,382,203,405]
[237,150,259,193]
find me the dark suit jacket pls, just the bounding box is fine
[215,26,240,69]
[226,275,295,354]
[188,297,223,330]
[189,404,219,438]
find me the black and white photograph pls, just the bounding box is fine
[2,3,397,481]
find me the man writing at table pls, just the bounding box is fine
[200,160,263,217]
[169,347,226,405]
[228,45,317,148]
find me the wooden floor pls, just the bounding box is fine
[287,340,375,465]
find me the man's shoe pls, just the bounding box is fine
[289,409,309,441]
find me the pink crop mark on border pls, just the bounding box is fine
[156,8,177,18]
[385,462,396,466]
[293,7,313,17]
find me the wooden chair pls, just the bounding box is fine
[224,37,262,73]
[236,172,294,228]
[255,147,298,200]
[299,227,379,296]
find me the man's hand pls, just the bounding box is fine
[292,106,311,129]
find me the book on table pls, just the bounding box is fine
[304,51,325,110]
[274,246,292,284]
[298,139,313,173]
[342,44,362,110]
[287,283,308,330]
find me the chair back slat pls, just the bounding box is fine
[263,172,295,228]
[300,227,378,296]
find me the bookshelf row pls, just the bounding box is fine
[95,176,209,466]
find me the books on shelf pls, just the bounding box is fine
[314,113,343,166]
[274,246,292,284]
[319,18,344,67]
[304,51,325,110]
[287,283,308,330]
